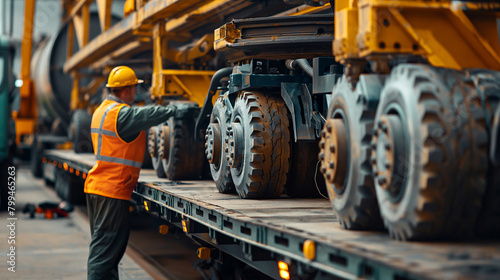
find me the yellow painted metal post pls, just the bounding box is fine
[124,0,136,17]
[67,19,74,60]
[97,0,113,32]
[14,0,37,144]
[333,0,359,62]
[152,22,165,98]
[82,3,90,47]
[70,72,82,110]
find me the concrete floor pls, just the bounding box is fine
[0,167,152,280]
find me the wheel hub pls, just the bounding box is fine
[371,114,406,200]
[319,119,348,190]
[159,125,171,160]
[226,123,244,169]
[148,128,157,157]
[205,123,222,166]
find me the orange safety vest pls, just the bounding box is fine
[84,99,146,200]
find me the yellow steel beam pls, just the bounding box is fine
[152,22,165,98]
[97,0,113,32]
[62,0,93,24]
[64,14,136,72]
[19,0,35,82]
[162,69,216,76]
[124,0,135,17]
[164,34,214,65]
[72,11,84,48]
[214,22,241,52]
[337,0,500,70]
[83,3,90,46]
[88,40,152,70]
[165,0,249,33]
[275,3,332,16]
[70,73,82,110]
[162,70,215,106]
[73,3,90,48]
[136,0,205,24]
[67,19,75,60]
[333,0,358,61]
[14,0,37,144]
[447,6,500,68]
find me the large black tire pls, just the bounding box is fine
[69,110,93,153]
[150,126,167,178]
[285,141,327,198]
[228,92,290,199]
[372,64,487,240]
[206,97,235,193]
[441,68,488,239]
[469,69,500,237]
[162,117,205,180]
[320,76,382,230]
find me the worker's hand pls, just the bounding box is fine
[168,104,178,118]
[167,102,197,119]
[169,103,187,119]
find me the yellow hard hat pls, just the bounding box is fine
[106,66,144,88]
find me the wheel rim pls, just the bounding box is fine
[207,97,235,193]
[151,126,166,177]
[227,121,244,171]
[319,118,348,193]
[321,75,382,230]
[205,123,222,167]
[148,128,157,158]
[372,106,408,203]
[160,124,171,163]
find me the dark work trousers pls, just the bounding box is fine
[86,193,130,280]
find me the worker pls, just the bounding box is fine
[84,66,177,280]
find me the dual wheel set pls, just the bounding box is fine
[319,64,500,240]
[148,102,206,180]
[205,92,325,199]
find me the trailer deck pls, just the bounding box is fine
[43,149,500,280]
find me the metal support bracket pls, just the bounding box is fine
[281,83,318,141]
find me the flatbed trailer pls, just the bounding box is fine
[42,149,500,280]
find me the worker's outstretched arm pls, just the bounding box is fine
[116,105,176,142]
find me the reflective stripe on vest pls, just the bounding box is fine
[93,103,142,168]
[90,128,117,137]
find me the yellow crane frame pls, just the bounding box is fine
[334,0,500,74]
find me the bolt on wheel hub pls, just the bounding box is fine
[159,125,171,160]
[319,118,348,190]
[371,114,406,200]
[226,123,244,169]
[205,123,221,166]
[148,128,157,157]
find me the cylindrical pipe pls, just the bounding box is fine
[194,67,233,140]
[286,58,313,77]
